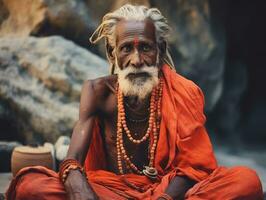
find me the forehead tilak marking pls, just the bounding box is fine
[134,36,139,47]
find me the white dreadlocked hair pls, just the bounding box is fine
[89,4,175,74]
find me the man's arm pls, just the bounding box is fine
[63,80,99,200]
[66,80,97,163]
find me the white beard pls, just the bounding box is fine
[115,59,159,101]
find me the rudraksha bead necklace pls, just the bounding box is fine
[116,78,163,176]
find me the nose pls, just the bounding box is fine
[130,50,143,68]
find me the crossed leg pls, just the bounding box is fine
[185,166,264,200]
[7,166,263,200]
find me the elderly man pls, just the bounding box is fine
[7,4,263,200]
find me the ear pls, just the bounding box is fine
[106,42,115,63]
[158,40,167,56]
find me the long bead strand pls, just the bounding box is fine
[116,78,163,174]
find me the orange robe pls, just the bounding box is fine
[6,65,263,200]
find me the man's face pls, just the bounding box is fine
[115,19,158,70]
[114,19,159,100]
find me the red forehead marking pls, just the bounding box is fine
[134,36,139,47]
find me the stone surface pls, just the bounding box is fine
[151,0,224,112]
[206,0,266,144]
[0,36,108,143]
[56,145,69,162]
[0,0,96,48]
[55,136,70,161]
[44,142,56,170]
[0,172,12,197]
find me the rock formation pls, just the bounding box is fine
[0,0,96,49]
[152,0,224,111]
[0,36,108,143]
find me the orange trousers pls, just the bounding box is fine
[7,166,263,200]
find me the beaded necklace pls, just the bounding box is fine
[116,78,163,179]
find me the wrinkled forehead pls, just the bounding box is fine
[115,19,156,45]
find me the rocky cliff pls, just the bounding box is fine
[0,36,108,143]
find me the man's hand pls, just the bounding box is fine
[162,176,195,200]
[64,170,99,200]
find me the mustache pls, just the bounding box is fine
[121,65,156,79]
[126,72,151,79]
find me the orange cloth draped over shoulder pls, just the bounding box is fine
[85,63,217,178]
[6,64,219,200]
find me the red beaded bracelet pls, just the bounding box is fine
[59,159,87,183]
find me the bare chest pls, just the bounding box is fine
[100,95,149,174]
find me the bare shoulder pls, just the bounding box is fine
[92,75,117,94]
[80,75,117,112]
[83,75,117,96]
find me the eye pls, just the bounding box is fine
[141,44,152,52]
[121,44,132,53]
